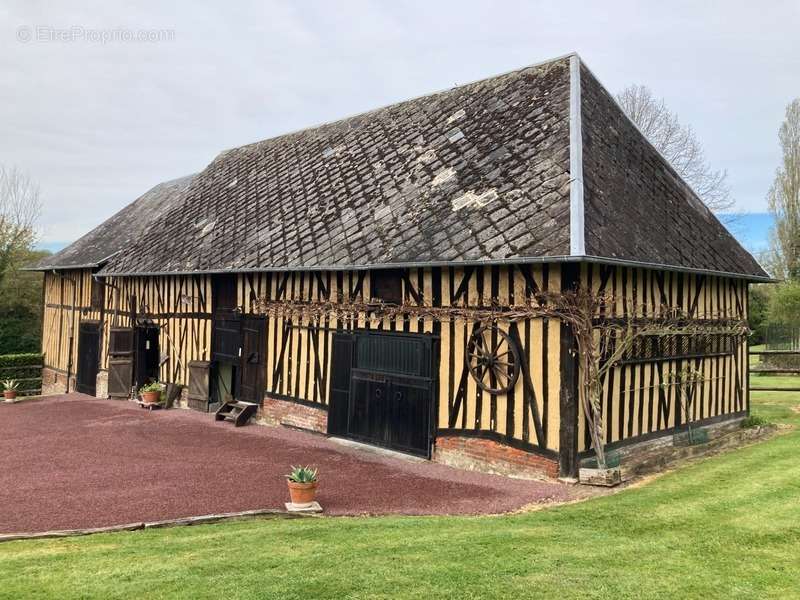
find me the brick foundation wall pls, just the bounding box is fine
[433,435,559,479]
[41,367,74,396]
[258,395,328,433]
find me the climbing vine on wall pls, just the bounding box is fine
[253,287,749,468]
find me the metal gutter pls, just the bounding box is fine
[568,54,585,256]
[98,253,776,283]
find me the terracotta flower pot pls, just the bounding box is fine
[287,480,318,507]
[3,390,17,402]
[141,390,160,404]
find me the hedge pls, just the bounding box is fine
[0,353,43,368]
[0,353,43,396]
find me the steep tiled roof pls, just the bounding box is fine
[34,175,195,270]
[578,62,767,279]
[91,53,766,280]
[101,57,573,275]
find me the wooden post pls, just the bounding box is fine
[559,262,580,478]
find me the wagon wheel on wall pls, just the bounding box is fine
[466,325,521,394]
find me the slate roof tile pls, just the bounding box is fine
[43,53,766,280]
[101,57,573,275]
[35,175,195,270]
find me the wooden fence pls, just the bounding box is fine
[749,349,800,392]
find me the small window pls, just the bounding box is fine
[370,269,403,305]
[91,278,105,311]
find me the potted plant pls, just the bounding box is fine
[2,379,19,402]
[139,381,164,405]
[285,466,318,508]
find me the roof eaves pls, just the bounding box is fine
[97,254,776,282]
[22,262,100,272]
[217,52,581,155]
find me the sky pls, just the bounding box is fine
[1,1,797,252]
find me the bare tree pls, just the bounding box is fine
[616,85,733,212]
[767,99,800,280]
[0,166,41,287]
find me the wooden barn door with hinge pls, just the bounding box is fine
[238,316,266,404]
[107,327,135,398]
[329,331,434,458]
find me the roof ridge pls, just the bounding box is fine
[219,52,580,155]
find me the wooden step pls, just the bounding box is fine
[214,400,258,427]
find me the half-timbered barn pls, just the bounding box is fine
[36,175,195,396]
[34,54,769,479]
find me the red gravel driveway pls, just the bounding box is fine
[0,394,580,534]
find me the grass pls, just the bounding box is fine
[1,379,799,599]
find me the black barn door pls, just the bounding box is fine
[134,325,160,389]
[329,331,433,457]
[76,321,100,396]
[238,316,266,404]
[211,275,241,364]
[328,333,354,435]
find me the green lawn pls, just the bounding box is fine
[1,381,799,599]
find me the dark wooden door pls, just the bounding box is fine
[328,333,355,434]
[211,274,242,364]
[238,316,266,404]
[135,325,160,389]
[331,331,433,457]
[76,321,100,396]
[349,370,389,442]
[386,373,432,453]
[108,327,135,398]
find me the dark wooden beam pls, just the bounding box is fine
[558,263,580,479]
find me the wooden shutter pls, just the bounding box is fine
[109,328,134,357]
[187,360,210,411]
[90,279,105,311]
[108,358,133,398]
[327,332,354,435]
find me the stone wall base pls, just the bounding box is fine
[257,396,328,433]
[588,415,760,479]
[95,370,108,399]
[41,367,74,396]
[433,435,559,480]
[178,386,190,409]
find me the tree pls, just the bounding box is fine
[616,85,733,212]
[0,166,41,288]
[748,285,770,345]
[767,99,800,280]
[0,248,48,354]
[767,280,800,327]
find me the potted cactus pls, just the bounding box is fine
[285,466,318,508]
[138,381,164,405]
[2,379,19,402]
